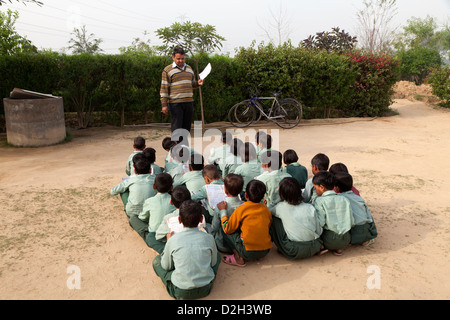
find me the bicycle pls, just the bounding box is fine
[228,88,303,129]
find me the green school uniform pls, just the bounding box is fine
[173,170,206,195]
[302,178,317,204]
[256,169,292,208]
[218,154,242,178]
[283,162,308,189]
[151,163,164,175]
[213,196,244,253]
[341,191,378,244]
[208,145,231,165]
[139,192,176,232]
[126,150,143,176]
[313,190,354,250]
[153,228,219,299]
[257,147,270,163]
[269,201,323,259]
[167,161,185,184]
[234,161,263,192]
[110,174,156,218]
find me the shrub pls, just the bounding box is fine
[397,47,442,84]
[427,67,450,108]
[346,51,400,116]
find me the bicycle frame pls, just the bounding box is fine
[250,96,285,120]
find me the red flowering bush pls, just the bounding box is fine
[345,51,400,116]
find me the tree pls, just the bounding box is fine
[355,0,399,53]
[119,32,156,56]
[395,16,450,63]
[302,27,358,54]
[0,9,37,55]
[155,21,225,125]
[257,3,292,46]
[67,25,103,54]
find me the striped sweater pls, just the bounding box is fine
[160,62,199,107]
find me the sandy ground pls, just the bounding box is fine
[1,98,449,300]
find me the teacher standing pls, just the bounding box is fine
[160,47,204,146]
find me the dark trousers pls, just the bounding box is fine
[169,102,194,146]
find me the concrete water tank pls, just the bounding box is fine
[3,88,66,147]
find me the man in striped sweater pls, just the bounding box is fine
[160,47,204,146]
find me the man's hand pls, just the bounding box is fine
[161,106,169,115]
[198,79,204,86]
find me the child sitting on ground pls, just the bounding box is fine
[270,177,324,259]
[166,144,189,184]
[212,174,245,252]
[219,138,243,178]
[329,162,360,196]
[256,150,292,208]
[334,172,377,246]
[152,200,220,300]
[208,131,232,166]
[143,147,163,175]
[162,137,178,172]
[312,171,354,255]
[129,173,176,253]
[111,154,156,218]
[256,132,272,163]
[282,149,308,189]
[173,153,206,195]
[191,164,224,224]
[154,185,192,244]
[234,142,263,199]
[126,136,146,176]
[217,179,272,267]
[302,153,330,204]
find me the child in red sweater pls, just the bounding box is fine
[217,179,272,267]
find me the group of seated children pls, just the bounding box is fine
[110,133,378,299]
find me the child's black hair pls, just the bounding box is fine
[283,149,299,165]
[334,172,353,192]
[260,133,272,149]
[311,153,330,171]
[171,144,189,163]
[222,131,233,144]
[224,173,244,197]
[189,153,204,171]
[171,185,192,208]
[312,171,335,190]
[240,142,257,163]
[230,138,244,157]
[133,136,146,150]
[162,137,177,151]
[202,164,221,180]
[279,177,303,205]
[142,147,156,164]
[132,153,150,174]
[329,162,349,175]
[245,179,267,203]
[179,200,203,228]
[154,173,173,193]
[260,150,282,170]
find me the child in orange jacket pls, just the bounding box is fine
[217,179,272,267]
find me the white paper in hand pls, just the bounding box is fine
[199,63,211,79]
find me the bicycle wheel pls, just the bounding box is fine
[228,100,256,127]
[272,98,303,129]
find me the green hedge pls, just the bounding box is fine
[0,47,400,127]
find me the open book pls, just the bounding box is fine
[167,215,207,234]
[205,184,227,209]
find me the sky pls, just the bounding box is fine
[2,0,449,55]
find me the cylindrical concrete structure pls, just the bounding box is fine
[3,97,66,147]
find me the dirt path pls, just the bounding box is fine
[1,99,449,300]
